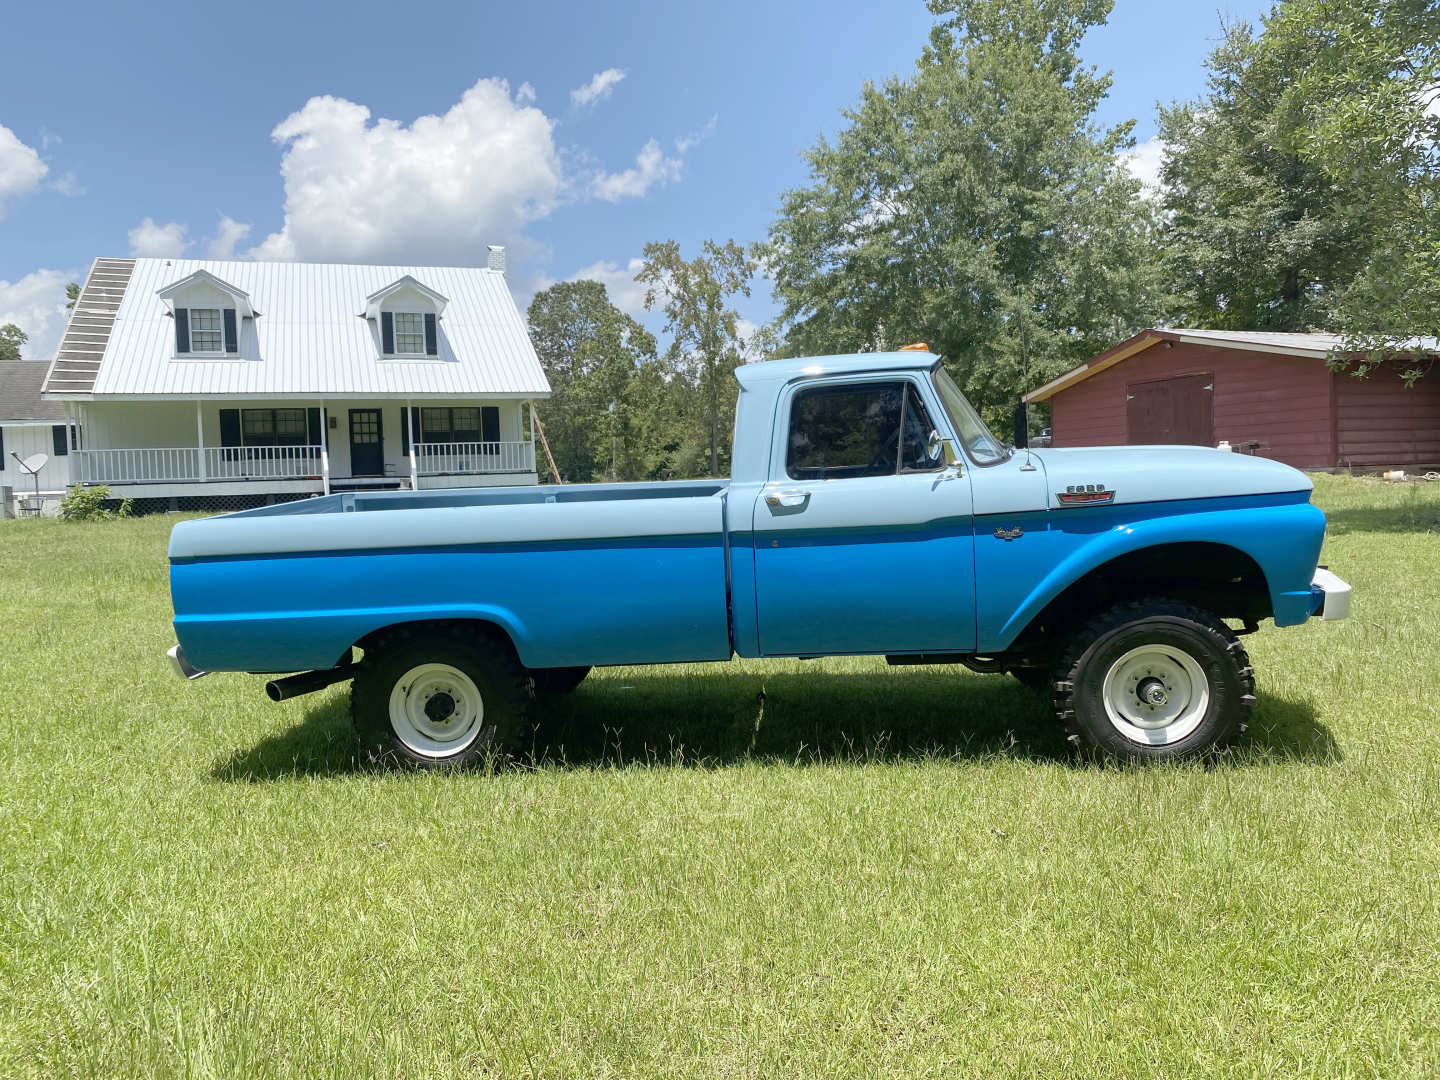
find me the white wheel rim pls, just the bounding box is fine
[387,663,485,759]
[1100,644,1210,747]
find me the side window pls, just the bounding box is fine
[898,384,940,471]
[787,381,905,480]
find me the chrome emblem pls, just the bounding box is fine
[994,525,1024,542]
[1056,483,1116,506]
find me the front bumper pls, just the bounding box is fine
[168,643,208,681]
[1309,568,1352,621]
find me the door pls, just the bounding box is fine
[752,378,976,656]
[348,408,384,476]
[1126,373,1214,445]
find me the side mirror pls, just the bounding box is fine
[927,430,960,468]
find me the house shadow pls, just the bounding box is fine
[208,668,1339,782]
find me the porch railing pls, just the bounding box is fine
[411,440,535,475]
[72,446,323,484]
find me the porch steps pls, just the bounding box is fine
[42,257,135,395]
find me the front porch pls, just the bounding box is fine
[68,399,541,499]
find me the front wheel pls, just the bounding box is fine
[351,626,532,768]
[1052,599,1254,762]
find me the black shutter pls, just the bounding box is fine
[0,427,5,464]
[482,406,500,443]
[400,406,410,450]
[307,408,322,446]
[381,311,395,354]
[223,308,238,353]
[219,409,241,447]
[52,424,69,456]
[174,309,190,354]
[424,313,438,355]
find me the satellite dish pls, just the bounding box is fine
[14,452,47,475]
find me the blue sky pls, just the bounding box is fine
[0,0,1269,364]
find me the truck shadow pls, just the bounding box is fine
[208,670,1340,782]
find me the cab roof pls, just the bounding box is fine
[735,350,940,389]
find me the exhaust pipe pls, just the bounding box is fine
[265,664,356,702]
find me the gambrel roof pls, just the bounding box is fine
[43,257,549,400]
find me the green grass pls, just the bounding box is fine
[1,474,1438,1078]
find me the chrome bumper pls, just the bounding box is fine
[168,643,208,681]
[1310,568,1352,621]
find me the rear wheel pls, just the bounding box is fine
[1052,598,1253,762]
[530,666,591,695]
[352,626,531,768]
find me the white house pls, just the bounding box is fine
[41,249,550,512]
[1,361,75,514]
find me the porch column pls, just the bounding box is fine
[195,402,206,481]
[406,399,418,490]
[320,402,330,495]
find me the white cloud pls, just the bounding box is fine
[675,114,717,153]
[516,82,537,105]
[250,77,562,265]
[570,68,626,107]
[128,217,190,257]
[590,138,684,202]
[206,215,252,259]
[0,268,80,365]
[0,124,48,220]
[568,256,649,315]
[1121,135,1166,192]
[50,170,83,197]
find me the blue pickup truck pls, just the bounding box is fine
[168,350,1350,765]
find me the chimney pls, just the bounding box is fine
[487,245,506,275]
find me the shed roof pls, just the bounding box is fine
[44,257,550,400]
[0,362,67,422]
[1025,328,1440,403]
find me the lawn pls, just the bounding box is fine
[1,474,1437,1078]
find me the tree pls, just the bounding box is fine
[763,0,1166,429]
[527,280,659,482]
[637,239,755,475]
[0,323,26,363]
[66,282,80,310]
[1252,0,1440,379]
[1158,1,1439,380]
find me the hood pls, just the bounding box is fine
[1028,445,1312,508]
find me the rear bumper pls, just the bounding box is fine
[1309,568,1352,621]
[167,643,208,681]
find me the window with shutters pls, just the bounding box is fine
[241,408,309,447]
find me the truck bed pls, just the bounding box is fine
[169,481,734,673]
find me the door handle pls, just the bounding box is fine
[765,491,810,509]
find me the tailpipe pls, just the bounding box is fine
[265,664,356,702]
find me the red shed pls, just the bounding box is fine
[1025,329,1440,471]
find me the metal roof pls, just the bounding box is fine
[44,257,133,396]
[1024,327,1440,403]
[45,257,550,400]
[0,361,68,422]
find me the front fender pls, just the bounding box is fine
[977,493,1325,652]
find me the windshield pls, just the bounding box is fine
[931,367,1010,465]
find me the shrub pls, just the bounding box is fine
[58,484,133,521]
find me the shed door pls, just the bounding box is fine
[1127,373,1214,446]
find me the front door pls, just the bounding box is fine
[348,409,384,476]
[752,377,976,656]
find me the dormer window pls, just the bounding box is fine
[175,306,238,355]
[367,275,448,360]
[158,270,255,359]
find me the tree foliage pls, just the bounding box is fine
[762,0,1165,427]
[0,323,27,363]
[527,280,660,482]
[637,239,755,475]
[1160,0,1440,379]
